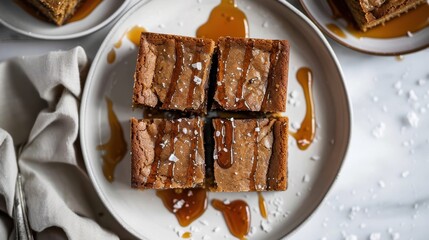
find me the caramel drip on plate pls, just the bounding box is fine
[249,121,259,191]
[257,192,268,219]
[97,98,127,182]
[185,120,199,186]
[68,0,102,23]
[261,42,280,108]
[163,41,184,108]
[107,26,146,64]
[326,0,429,39]
[214,119,235,169]
[216,40,231,107]
[165,121,179,188]
[156,188,208,227]
[196,0,248,41]
[181,232,192,239]
[187,43,201,107]
[326,23,346,38]
[127,26,147,46]
[212,199,250,240]
[235,40,253,109]
[290,67,315,150]
[107,49,116,64]
[145,121,166,187]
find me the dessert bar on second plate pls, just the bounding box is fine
[24,0,84,25]
[211,117,288,192]
[133,32,215,114]
[213,37,290,113]
[344,0,426,31]
[131,117,205,189]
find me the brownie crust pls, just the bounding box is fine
[131,117,205,189]
[214,37,289,113]
[133,32,215,113]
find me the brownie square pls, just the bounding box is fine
[25,0,84,25]
[213,37,290,113]
[131,117,205,189]
[212,118,288,192]
[133,32,215,113]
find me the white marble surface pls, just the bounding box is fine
[1,0,428,239]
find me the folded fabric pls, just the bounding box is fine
[0,47,119,240]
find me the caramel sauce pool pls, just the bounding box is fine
[107,26,146,64]
[181,232,192,239]
[97,98,127,182]
[156,189,208,227]
[212,199,250,240]
[68,0,103,23]
[326,0,429,39]
[257,192,268,219]
[196,0,248,40]
[290,67,315,150]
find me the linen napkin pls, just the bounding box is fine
[0,47,119,240]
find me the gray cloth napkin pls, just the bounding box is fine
[0,47,119,240]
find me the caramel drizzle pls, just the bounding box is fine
[185,120,199,186]
[261,42,280,109]
[165,121,179,187]
[216,40,231,107]
[145,121,166,187]
[235,40,253,109]
[163,41,184,108]
[257,192,268,219]
[265,122,276,190]
[249,120,259,191]
[187,43,201,107]
[290,67,315,150]
[214,119,235,169]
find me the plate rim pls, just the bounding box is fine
[298,0,429,56]
[80,0,353,239]
[0,0,131,40]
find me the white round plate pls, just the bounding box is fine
[0,0,130,40]
[299,0,429,55]
[80,0,352,239]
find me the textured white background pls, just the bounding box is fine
[1,0,428,239]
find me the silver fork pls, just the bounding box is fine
[13,144,34,240]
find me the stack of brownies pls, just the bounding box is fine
[131,32,290,192]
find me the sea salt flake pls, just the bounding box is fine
[302,174,310,183]
[213,227,221,232]
[378,180,386,188]
[408,90,418,101]
[417,79,426,86]
[391,232,400,240]
[255,127,260,132]
[372,122,386,138]
[193,76,202,85]
[199,220,209,226]
[394,81,402,89]
[260,220,272,232]
[173,199,185,210]
[191,62,202,70]
[407,31,413,37]
[169,154,179,162]
[215,131,221,137]
[182,128,188,134]
[311,155,320,161]
[407,111,419,127]
[401,171,410,178]
[369,232,381,240]
[344,234,358,240]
